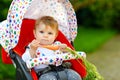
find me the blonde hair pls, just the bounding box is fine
[35,16,58,34]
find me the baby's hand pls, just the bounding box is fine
[29,39,40,58]
[58,44,67,52]
[30,39,40,50]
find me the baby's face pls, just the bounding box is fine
[34,23,57,45]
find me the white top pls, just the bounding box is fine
[22,43,86,69]
[22,41,63,70]
[22,47,58,70]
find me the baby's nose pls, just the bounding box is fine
[44,34,48,38]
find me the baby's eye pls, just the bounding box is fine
[48,32,53,35]
[39,31,44,33]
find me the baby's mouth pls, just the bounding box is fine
[41,39,49,42]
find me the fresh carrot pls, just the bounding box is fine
[42,45,59,50]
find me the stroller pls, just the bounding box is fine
[0,0,87,80]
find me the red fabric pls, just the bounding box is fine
[1,48,12,64]
[1,19,86,79]
[13,19,35,56]
[31,69,38,80]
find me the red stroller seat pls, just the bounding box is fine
[1,19,86,80]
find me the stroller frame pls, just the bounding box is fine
[9,49,33,80]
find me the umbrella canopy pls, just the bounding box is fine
[0,0,77,53]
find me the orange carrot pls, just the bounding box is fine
[42,45,59,50]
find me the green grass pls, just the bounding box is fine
[74,27,117,53]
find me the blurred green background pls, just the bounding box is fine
[0,0,120,79]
